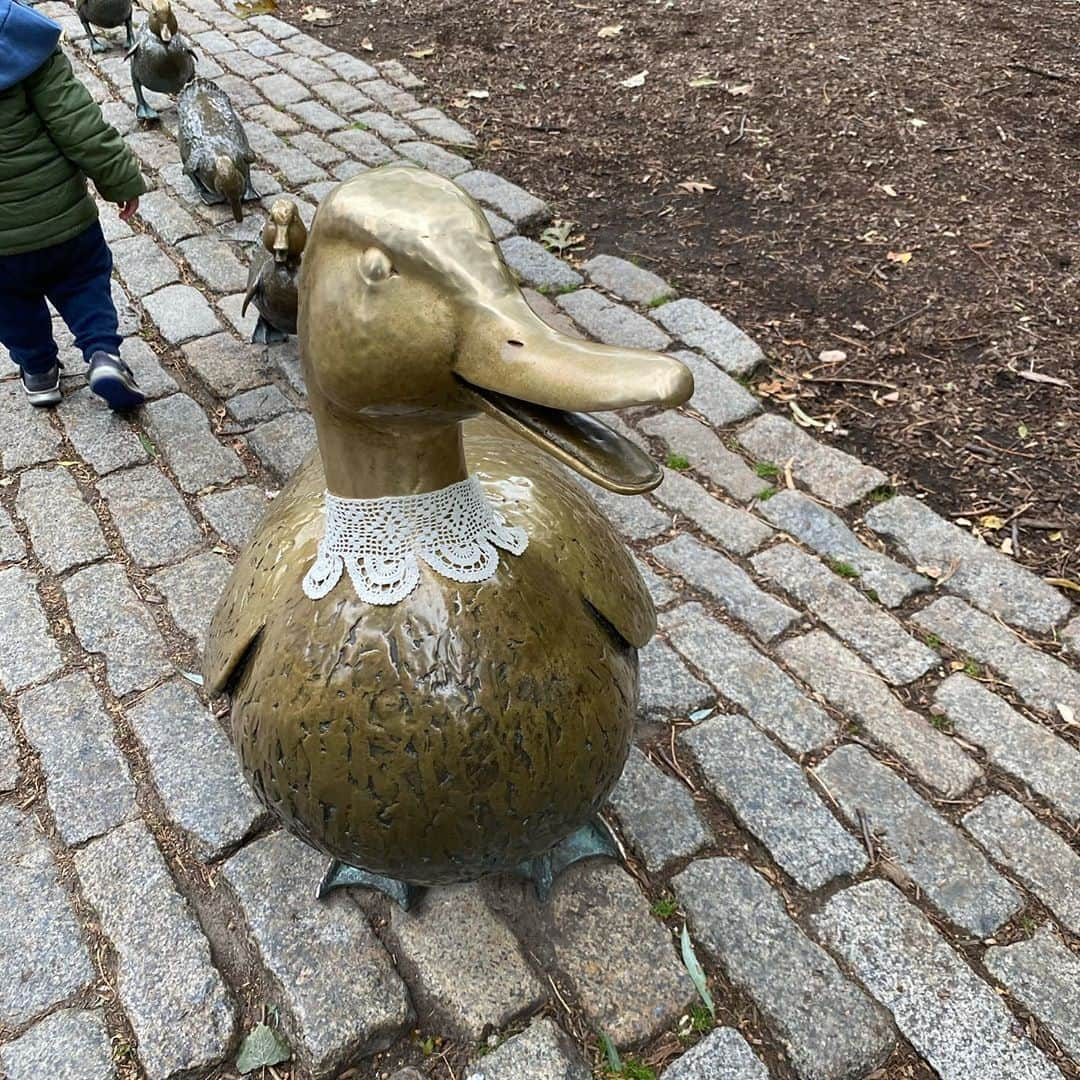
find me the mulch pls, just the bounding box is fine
[275,0,1080,593]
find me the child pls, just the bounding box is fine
[0,0,147,409]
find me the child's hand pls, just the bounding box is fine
[118,198,139,222]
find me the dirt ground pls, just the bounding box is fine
[275,0,1080,593]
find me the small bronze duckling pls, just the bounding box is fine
[242,199,307,344]
[177,78,259,223]
[126,0,196,122]
[76,0,133,53]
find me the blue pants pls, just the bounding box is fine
[0,221,122,375]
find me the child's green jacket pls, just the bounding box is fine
[0,0,145,256]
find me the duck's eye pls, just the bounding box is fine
[360,247,395,283]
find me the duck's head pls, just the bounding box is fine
[263,199,307,266]
[299,165,693,493]
[148,0,177,43]
[212,154,245,223]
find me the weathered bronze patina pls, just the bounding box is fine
[76,0,133,53]
[242,199,306,344]
[126,0,196,122]
[204,165,692,894]
[177,77,258,222]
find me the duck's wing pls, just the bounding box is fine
[241,253,265,315]
[465,417,656,649]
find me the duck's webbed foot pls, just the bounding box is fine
[516,815,621,902]
[133,79,160,122]
[81,18,107,53]
[252,316,287,345]
[316,859,424,911]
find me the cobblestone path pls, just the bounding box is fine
[1,3,1078,1078]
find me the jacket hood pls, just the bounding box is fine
[0,0,61,91]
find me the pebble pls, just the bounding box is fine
[464,1018,590,1080]
[142,393,247,493]
[582,254,674,307]
[0,567,62,693]
[557,288,670,350]
[778,630,981,796]
[58,386,149,475]
[672,857,894,1079]
[15,466,108,575]
[661,603,836,753]
[143,284,222,344]
[815,745,1022,936]
[660,1027,769,1079]
[0,1008,114,1080]
[652,469,774,554]
[18,672,136,847]
[498,235,583,291]
[74,820,235,1078]
[814,880,1060,1080]
[684,714,866,889]
[752,543,938,683]
[866,495,1071,633]
[652,299,764,375]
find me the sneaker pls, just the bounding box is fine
[88,351,145,411]
[21,363,61,407]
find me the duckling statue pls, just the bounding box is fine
[177,78,259,222]
[242,199,306,344]
[204,165,693,908]
[76,0,133,53]
[126,0,196,122]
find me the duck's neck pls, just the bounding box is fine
[315,409,469,500]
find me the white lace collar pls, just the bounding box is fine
[302,476,528,605]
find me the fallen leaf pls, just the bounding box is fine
[909,117,928,128]
[915,564,943,579]
[1017,422,1030,438]
[235,0,277,15]
[597,24,623,37]
[681,925,716,1019]
[300,5,332,21]
[818,349,847,364]
[1058,703,1077,728]
[726,82,752,96]
[1016,369,1072,389]
[359,35,374,50]
[1047,577,1080,593]
[880,183,899,197]
[406,46,435,59]
[887,250,913,264]
[1000,537,1014,555]
[789,401,827,428]
[677,180,716,194]
[980,514,1005,531]
[1049,531,1063,541]
[620,70,647,88]
[236,1024,290,1074]
[689,76,721,87]
[466,88,489,99]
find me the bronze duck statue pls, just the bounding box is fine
[242,199,306,344]
[76,0,133,53]
[177,77,258,222]
[126,0,196,122]
[204,165,693,908]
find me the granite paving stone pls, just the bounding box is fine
[218,47,274,78]
[660,1027,769,1080]
[254,70,310,105]
[0,505,25,563]
[268,339,307,394]
[661,603,837,753]
[110,233,180,296]
[245,121,288,159]
[288,128,348,166]
[247,411,317,483]
[673,857,894,1080]
[457,170,550,229]
[758,489,928,607]
[273,52,335,85]
[287,98,349,132]
[246,101,303,134]
[579,481,669,540]
[1063,615,1080,659]
[652,469,773,554]
[388,884,545,1039]
[222,831,413,1078]
[752,543,938,683]
[193,28,234,53]
[405,106,478,146]
[213,73,264,109]
[235,28,284,56]
[654,534,800,642]
[0,719,16,792]
[143,394,247,493]
[377,58,425,89]
[557,288,670,349]
[127,680,264,860]
[329,127,398,166]
[934,674,1080,822]
[963,795,1080,935]
[685,714,866,889]
[484,210,514,238]
[74,820,235,1078]
[0,1008,114,1080]
[182,333,269,397]
[738,413,888,508]
[323,50,378,81]
[396,139,473,177]
[0,380,62,469]
[218,292,261,339]
[0,568,62,692]
[653,299,764,375]
[0,807,93,1028]
[15,467,109,574]
[97,465,203,568]
[121,337,179,399]
[152,552,234,649]
[608,746,711,871]
[312,79,374,114]
[178,235,250,293]
[547,861,696,1047]
[866,495,1071,633]
[63,563,172,697]
[635,555,679,607]
[499,235,583,290]
[357,77,421,114]
[353,109,416,143]
[667,349,760,427]
[984,926,1080,1062]
[779,630,981,796]
[246,13,299,39]
[814,880,1060,1080]
[464,1019,590,1080]
[638,637,713,721]
[913,596,1080,716]
[143,283,222,343]
[227,384,295,425]
[639,412,763,502]
[281,31,333,58]
[816,745,1022,935]
[126,130,177,171]
[19,673,136,847]
[582,254,674,307]
[59,387,149,475]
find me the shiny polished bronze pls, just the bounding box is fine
[177,77,259,222]
[77,0,133,53]
[242,199,306,344]
[126,0,196,123]
[205,165,692,890]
